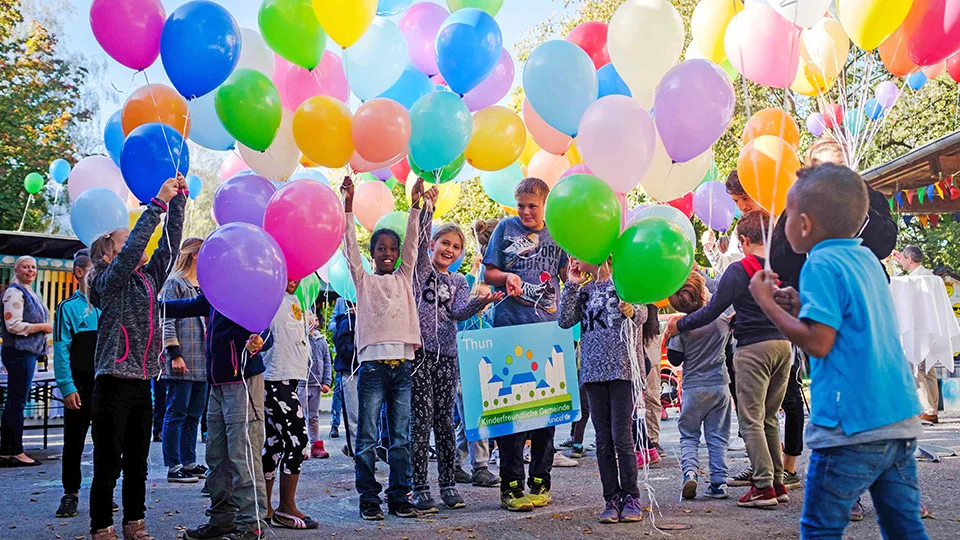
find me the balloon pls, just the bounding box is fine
[560,164,593,181]
[69,156,129,202]
[521,99,572,156]
[120,123,190,204]
[294,272,322,311]
[374,211,409,242]
[627,205,695,247]
[612,218,694,304]
[23,172,44,194]
[344,19,407,101]
[865,98,885,121]
[791,56,833,97]
[480,162,523,206]
[128,207,164,259]
[640,134,712,203]
[523,40,597,137]
[743,108,801,150]
[197,222,288,332]
[566,22,610,69]
[353,98,412,164]
[724,5,799,89]
[186,174,203,199]
[545,174,621,265]
[400,2,449,77]
[463,48,514,111]
[527,150,570,189]
[436,8,503,96]
[213,173,277,226]
[390,158,412,185]
[104,110,125,166]
[284,51,349,110]
[354,180,396,231]
[654,60,735,163]
[292,96,353,168]
[446,0,503,16]
[690,0,742,64]
[578,96,656,193]
[700,162,718,186]
[327,250,368,302]
[121,84,190,137]
[875,80,900,108]
[216,68,282,152]
[49,159,71,184]
[879,25,919,77]
[90,0,165,71]
[766,0,831,28]
[239,110,299,181]
[822,103,843,129]
[160,0,241,99]
[737,135,800,215]
[520,131,541,167]
[464,106,526,172]
[836,0,913,51]
[70,188,128,246]
[289,168,331,187]
[263,180,345,280]
[596,63,631,99]
[409,153,465,184]
[608,0,684,108]
[371,168,393,182]
[313,0,377,49]
[907,70,928,91]
[189,91,235,151]
[220,154,248,183]
[843,108,866,136]
[806,112,826,137]
[923,61,946,79]
[237,27,276,76]
[693,182,737,232]
[949,52,960,83]
[258,0,327,70]
[406,181,461,216]
[666,192,694,219]
[409,91,472,171]
[685,41,740,82]
[378,64,434,109]
[800,18,850,85]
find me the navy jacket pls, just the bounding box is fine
[332,311,358,374]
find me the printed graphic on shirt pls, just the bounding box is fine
[579,286,621,332]
[291,302,302,321]
[502,234,562,313]
[420,273,456,311]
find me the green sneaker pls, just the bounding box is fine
[500,491,534,512]
[528,479,552,508]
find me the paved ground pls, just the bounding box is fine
[4,407,960,539]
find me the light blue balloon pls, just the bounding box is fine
[327,250,371,303]
[189,91,235,151]
[455,162,480,183]
[104,110,125,167]
[377,0,414,16]
[49,159,71,184]
[409,91,472,171]
[572,322,581,341]
[436,8,503,95]
[843,108,865,136]
[480,162,523,206]
[70,188,129,246]
[864,98,885,121]
[907,71,927,91]
[344,19,407,101]
[289,168,331,187]
[378,64,434,109]
[597,63,631,99]
[186,174,203,200]
[523,40,598,136]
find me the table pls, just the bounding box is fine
[890,275,960,375]
[0,369,62,449]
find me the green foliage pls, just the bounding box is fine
[899,218,960,271]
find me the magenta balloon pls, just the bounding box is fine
[560,164,593,181]
[400,2,449,77]
[284,51,349,111]
[654,60,735,164]
[693,181,737,232]
[463,48,514,112]
[197,222,288,333]
[90,0,165,71]
[213,173,277,226]
[263,180,346,281]
[577,95,656,194]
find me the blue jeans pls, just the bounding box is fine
[330,372,343,429]
[355,361,412,504]
[801,439,929,540]
[0,349,37,456]
[677,384,731,485]
[162,379,208,468]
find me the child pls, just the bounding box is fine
[87,176,186,540]
[298,312,333,459]
[558,258,646,524]
[667,272,732,501]
[332,303,359,457]
[341,175,427,521]
[53,250,101,518]
[748,164,928,538]
[482,177,568,512]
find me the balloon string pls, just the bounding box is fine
[142,71,180,173]
[18,194,32,232]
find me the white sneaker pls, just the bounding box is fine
[523,445,532,463]
[728,437,746,451]
[488,447,499,466]
[552,452,580,468]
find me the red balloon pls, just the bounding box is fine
[822,104,843,130]
[566,21,610,70]
[390,156,412,185]
[948,51,960,83]
[903,0,960,66]
[666,192,694,219]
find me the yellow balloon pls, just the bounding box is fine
[128,209,163,262]
[293,96,354,168]
[520,131,541,167]
[790,59,834,97]
[464,106,526,172]
[406,178,462,217]
[690,0,743,64]
[836,0,913,51]
[312,0,376,48]
[502,205,518,216]
[800,18,849,84]
[565,142,583,165]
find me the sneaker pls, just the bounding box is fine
[488,447,499,466]
[310,441,330,459]
[428,446,438,462]
[635,448,661,468]
[56,494,79,518]
[329,426,340,438]
[619,494,644,523]
[528,486,552,508]
[598,498,620,524]
[387,501,419,518]
[201,482,210,497]
[411,489,439,514]
[586,442,596,451]
[375,446,388,463]
[850,499,864,521]
[454,466,473,484]
[185,524,237,540]
[500,490,534,512]
[91,526,119,540]
[342,445,354,459]
[440,487,466,509]
[183,464,208,479]
[223,530,265,540]
[558,436,575,448]
[112,499,120,512]
[774,483,789,503]
[168,468,200,484]
[737,485,778,508]
[705,483,728,499]
[359,502,384,521]
[121,519,155,540]
[523,445,531,463]
[569,444,586,459]
[472,467,501,487]
[681,471,698,500]
[783,470,803,490]
[727,467,754,487]
[553,452,579,467]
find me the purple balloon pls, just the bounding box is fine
[399,2,449,77]
[371,167,393,181]
[875,80,900,109]
[806,112,826,137]
[693,182,738,232]
[463,48,514,112]
[213,173,278,227]
[654,60,735,163]
[197,222,287,333]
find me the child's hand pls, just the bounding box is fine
[505,273,523,297]
[156,176,181,204]
[172,357,188,375]
[774,286,801,317]
[663,315,681,342]
[619,301,635,319]
[566,260,586,285]
[470,254,482,273]
[422,185,439,212]
[245,334,264,354]
[340,175,355,212]
[63,392,82,410]
[701,230,716,252]
[321,383,331,393]
[748,270,780,307]
[411,177,426,208]
[476,291,505,305]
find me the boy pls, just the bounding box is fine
[667,272,732,501]
[749,164,928,538]
[483,177,568,512]
[664,210,792,508]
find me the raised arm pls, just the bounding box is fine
[414,201,436,283]
[399,207,422,278]
[557,283,582,330]
[448,274,485,321]
[144,188,187,286]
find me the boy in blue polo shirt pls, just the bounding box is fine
[749,164,928,539]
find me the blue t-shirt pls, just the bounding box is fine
[482,217,568,327]
[798,238,921,436]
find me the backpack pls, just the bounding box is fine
[333,311,358,373]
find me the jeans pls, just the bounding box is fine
[297,383,322,443]
[62,370,94,494]
[585,380,639,502]
[801,439,929,540]
[355,361,413,504]
[734,340,791,489]
[152,378,166,436]
[497,426,555,495]
[782,353,805,457]
[0,349,37,456]
[570,383,591,445]
[455,383,490,472]
[162,379,208,468]
[677,384,731,485]
[330,372,343,429]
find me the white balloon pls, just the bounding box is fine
[239,109,299,182]
[763,0,832,28]
[608,0,685,109]
[237,28,275,76]
[639,131,712,203]
[628,205,696,248]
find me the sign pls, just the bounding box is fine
[457,322,580,441]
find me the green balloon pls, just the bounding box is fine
[612,218,694,304]
[446,0,504,16]
[545,174,621,265]
[295,272,321,311]
[24,172,44,194]
[698,162,719,187]
[409,153,465,184]
[258,0,327,70]
[216,68,282,152]
[374,211,408,243]
[720,59,739,83]
[385,177,398,190]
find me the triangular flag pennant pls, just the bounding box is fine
[907,190,916,204]
[928,184,936,201]
[918,186,927,203]
[904,215,914,226]
[889,198,895,212]
[951,186,960,200]
[935,183,945,199]
[930,214,940,227]
[953,212,960,224]
[896,192,905,207]
[919,215,929,227]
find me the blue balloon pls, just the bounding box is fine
[120,123,191,204]
[344,19,407,101]
[864,98,885,121]
[70,188,129,246]
[160,0,241,99]
[186,174,203,200]
[843,108,865,136]
[378,64,434,109]
[907,71,927,91]
[188,91,235,151]
[409,91,472,171]
[523,40,598,136]
[377,0,414,16]
[289,168,331,187]
[597,63,631,99]
[104,110,125,167]
[49,159,71,184]
[436,8,503,95]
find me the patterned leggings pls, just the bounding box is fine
[411,349,459,490]
[262,380,308,480]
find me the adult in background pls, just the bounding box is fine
[896,246,941,424]
[1,255,50,466]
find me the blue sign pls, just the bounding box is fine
[458,322,580,441]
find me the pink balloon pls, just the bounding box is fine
[220,153,248,183]
[527,150,569,189]
[923,61,946,79]
[463,49,514,112]
[724,5,799,89]
[400,2,449,77]
[273,54,294,110]
[68,156,130,202]
[432,73,448,86]
[578,95,656,194]
[350,151,404,173]
[263,180,346,281]
[284,51,349,111]
[522,99,572,155]
[354,181,396,231]
[90,0,165,71]
[560,164,593,180]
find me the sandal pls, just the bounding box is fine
[271,512,319,529]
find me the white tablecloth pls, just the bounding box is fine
[890,276,960,374]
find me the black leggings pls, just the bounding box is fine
[262,380,308,479]
[569,384,591,444]
[63,371,94,494]
[782,353,805,458]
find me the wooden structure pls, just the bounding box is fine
[862,130,960,215]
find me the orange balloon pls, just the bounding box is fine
[743,108,800,150]
[352,98,411,165]
[654,298,670,309]
[293,96,353,168]
[737,135,800,215]
[122,84,190,137]
[879,25,918,78]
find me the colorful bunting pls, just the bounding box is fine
[928,184,936,202]
[918,215,928,227]
[895,192,905,207]
[930,214,940,227]
[953,212,960,224]
[918,186,926,204]
[906,190,915,205]
[904,215,913,226]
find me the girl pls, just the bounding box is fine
[558,257,646,525]
[87,176,186,540]
[299,311,333,460]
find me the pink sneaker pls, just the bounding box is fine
[311,441,330,459]
[636,448,661,468]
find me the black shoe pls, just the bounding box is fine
[329,426,340,438]
[153,432,162,443]
[472,467,501,487]
[168,468,200,483]
[201,482,210,497]
[359,502,384,521]
[185,523,237,540]
[183,464,208,479]
[223,529,265,540]
[375,446,388,463]
[441,487,466,509]
[56,494,78,518]
[411,489,439,514]
[112,499,120,512]
[342,445,354,459]
[387,501,419,518]
[428,446,438,462]
[454,466,473,484]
